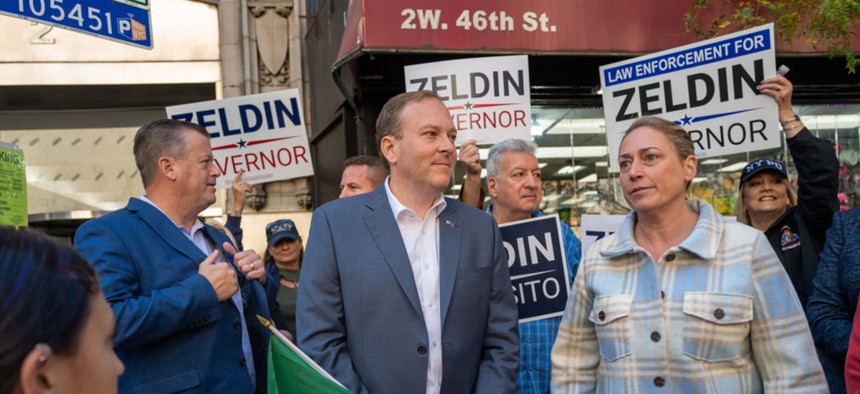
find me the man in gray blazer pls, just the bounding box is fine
[297,91,519,394]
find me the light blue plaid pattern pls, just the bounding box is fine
[551,200,827,394]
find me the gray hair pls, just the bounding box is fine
[486,138,537,179]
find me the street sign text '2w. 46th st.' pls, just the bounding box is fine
[0,0,152,49]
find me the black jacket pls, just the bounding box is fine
[761,128,838,310]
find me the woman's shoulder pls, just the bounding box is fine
[713,221,769,256]
[835,208,860,223]
[829,209,860,244]
[722,220,763,236]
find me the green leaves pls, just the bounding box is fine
[685,0,859,73]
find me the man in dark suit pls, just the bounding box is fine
[297,91,520,394]
[74,119,277,393]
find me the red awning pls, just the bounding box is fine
[334,0,860,71]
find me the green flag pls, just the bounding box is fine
[267,333,352,394]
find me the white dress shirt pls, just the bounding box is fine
[384,181,446,394]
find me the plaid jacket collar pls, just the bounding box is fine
[599,199,724,261]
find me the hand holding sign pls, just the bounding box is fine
[459,139,482,176]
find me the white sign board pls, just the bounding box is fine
[600,24,780,170]
[166,89,314,189]
[405,55,531,145]
[580,214,627,254]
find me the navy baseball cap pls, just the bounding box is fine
[739,158,788,187]
[266,219,299,246]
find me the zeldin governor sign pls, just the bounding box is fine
[0,0,152,49]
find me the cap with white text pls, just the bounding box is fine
[739,158,788,188]
[266,219,299,246]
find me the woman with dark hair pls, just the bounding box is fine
[552,116,825,392]
[264,219,303,340]
[0,226,124,394]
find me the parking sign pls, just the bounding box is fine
[0,0,153,49]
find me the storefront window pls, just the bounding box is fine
[450,104,860,236]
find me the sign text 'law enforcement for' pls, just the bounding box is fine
[166,89,314,189]
[600,24,779,170]
[499,215,569,323]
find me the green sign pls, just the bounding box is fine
[114,0,149,10]
[0,142,27,227]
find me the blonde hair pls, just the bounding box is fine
[733,178,798,225]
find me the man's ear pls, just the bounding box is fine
[18,344,53,394]
[380,136,397,166]
[487,177,499,199]
[158,156,178,181]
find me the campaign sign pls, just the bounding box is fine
[405,55,531,146]
[166,89,314,189]
[499,214,569,323]
[0,0,152,49]
[600,24,779,170]
[0,142,27,227]
[580,214,626,254]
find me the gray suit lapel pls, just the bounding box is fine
[363,189,424,319]
[438,200,461,324]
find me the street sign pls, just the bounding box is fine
[113,0,149,10]
[0,0,153,49]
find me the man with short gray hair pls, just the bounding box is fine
[467,137,582,394]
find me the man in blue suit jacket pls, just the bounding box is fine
[74,119,277,393]
[297,91,520,394]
